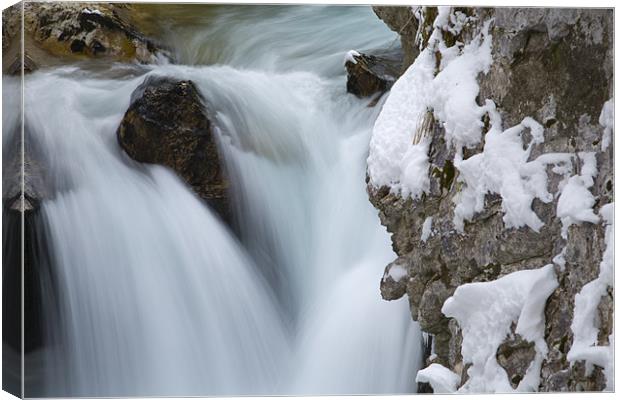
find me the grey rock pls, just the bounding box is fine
[380,258,408,300]
[368,7,613,392]
[496,332,537,389]
[418,280,453,335]
[372,6,420,70]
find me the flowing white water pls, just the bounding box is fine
[24,72,290,397]
[22,5,422,396]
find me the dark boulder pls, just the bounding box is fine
[117,76,230,221]
[345,49,402,99]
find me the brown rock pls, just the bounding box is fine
[345,50,402,99]
[2,2,170,74]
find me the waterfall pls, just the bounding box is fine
[21,5,423,396]
[24,71,290,396]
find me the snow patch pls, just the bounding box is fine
[421,217,433,242]
[343,50,360,65]
[433,6,452,31]
[447,11,473,36]
[552,246,567,272]
[431,20,493,149]
[599,98,614,151]
[556,152,599,239]
[567,202,614,390]
[416,363,460,393]
[441,265,558,392]
[367,48,435,196]
[452,107,572,232]
[385,264,407,282]
[399,137,431,199]
[82,8,103,16]
[368,9,493,198]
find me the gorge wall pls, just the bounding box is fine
[366,6,613,393]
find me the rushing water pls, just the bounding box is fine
[17,5,422,396]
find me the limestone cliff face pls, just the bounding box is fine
[369,6,613,392]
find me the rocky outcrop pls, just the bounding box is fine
[369,7,613,392]
[2,132,49,214]
[117,76,230,221]
[345,49,402,99]
[372,6,421,72]
[2,2,170,74]
[2,82,56,399]
[2,71,49,213]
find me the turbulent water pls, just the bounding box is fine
[16,5,422,396]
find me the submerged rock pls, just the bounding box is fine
[345,49,402,99]
[369,6,613,393]
[117,76,230,221]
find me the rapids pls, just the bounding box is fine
[12,5,423,396]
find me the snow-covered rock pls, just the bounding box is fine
[442,265,558,392]
[344,49,402,99]
[370,6,613,393]
[416,363,460,393]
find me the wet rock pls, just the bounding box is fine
[369,7,613,392]
[2,2,170,73]
[345,49,402,99]
[117,76,229,222]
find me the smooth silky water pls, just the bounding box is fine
[18,5,422,396]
